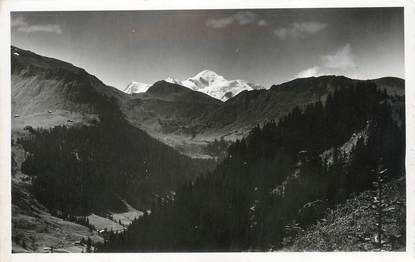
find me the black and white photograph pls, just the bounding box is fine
[1,0,412,258]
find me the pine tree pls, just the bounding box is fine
[370,166,389,250]
[86,237,92,253]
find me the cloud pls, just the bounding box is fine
[273,28,288,40]
[292,22,327,35]
[233,11,258,25]
[206,17,234,29]
[273,22,327,40]
[206,11,259,29]
[295,44,356,78]
[296,66,321,78]
[321,44,355,69]
[17,24,62,34]
[11,16,27,27]
[257,19,268,27]
[11,16,62,34]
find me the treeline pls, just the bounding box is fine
[18,89,215,215]
[50,209,96,231]
[98,81,405,252]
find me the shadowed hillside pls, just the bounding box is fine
[11,46,215,216]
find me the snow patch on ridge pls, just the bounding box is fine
[123,82,151,94]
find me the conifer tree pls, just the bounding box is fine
[370,166,389,250]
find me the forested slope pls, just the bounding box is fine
[98,81,405,252]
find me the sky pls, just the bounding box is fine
[11,8,404,91]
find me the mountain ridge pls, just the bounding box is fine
[11,45,405,158]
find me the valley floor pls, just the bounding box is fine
[12,174,143,253]
[12,174,103,253]
[11,142,143,253]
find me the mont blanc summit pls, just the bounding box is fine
[165,70,264,101]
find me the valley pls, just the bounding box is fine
[10,45,405,252]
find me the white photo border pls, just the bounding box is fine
[0,1,413,262]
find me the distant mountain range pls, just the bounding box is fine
[124,70,264,101]
[11,45,404,158]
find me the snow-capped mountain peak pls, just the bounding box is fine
[164,76,182,85]
[167,70,264,101]
[123,82,151,94]
[125,70,264,101]
[194,70,221,80]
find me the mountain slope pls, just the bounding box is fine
[199,75,405,138]
[145,80,223,104]
[11,45,215,214]
[11,46,222,158]
[290,177,405,251]
[119,80,223,157]
[11,46,125,130]
[372,77,405,96]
